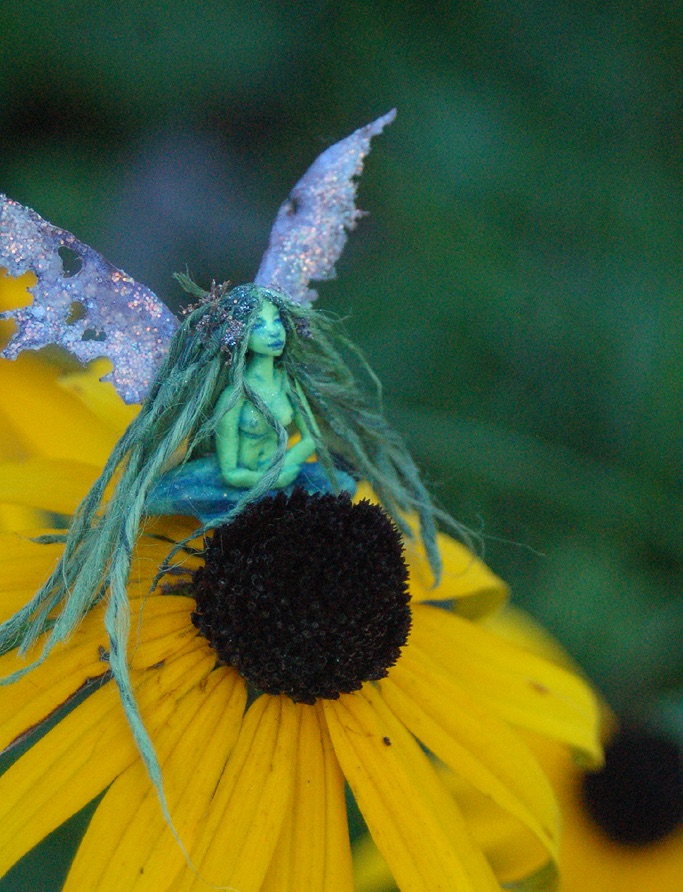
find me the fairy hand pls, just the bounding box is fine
[275,464,301,489]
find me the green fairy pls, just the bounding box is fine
[0,112,605,892]
[0,108,450,826]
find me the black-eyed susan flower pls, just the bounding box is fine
[0,331,603,891]
[485,606,683,891]
[541,724,683,892]
[0,113,605,889]
[353,609,682,892]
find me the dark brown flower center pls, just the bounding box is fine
[191,489,411,704]
[582,726,683,845]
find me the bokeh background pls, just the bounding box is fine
[1,1,682,887]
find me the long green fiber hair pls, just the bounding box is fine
[0,280,453,838]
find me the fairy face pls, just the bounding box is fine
[247,300,286,357]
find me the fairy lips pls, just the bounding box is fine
[191,490,411,704]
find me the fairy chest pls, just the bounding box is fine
[239,374,294,436]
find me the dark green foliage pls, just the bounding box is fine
[3,3,683,886]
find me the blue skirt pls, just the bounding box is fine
[145,455,356,526]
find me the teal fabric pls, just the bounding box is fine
[145,457,357,523]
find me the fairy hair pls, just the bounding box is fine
[0,280,450,841]
[1,282,449,656]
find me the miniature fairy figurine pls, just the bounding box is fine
[140,276,435,552]
[144,283,357,524]
[0,110,456,829]
[5,271,439,650]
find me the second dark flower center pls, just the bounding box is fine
[191,489,411,704]
[582,726,683,845]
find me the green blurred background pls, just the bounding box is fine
[1,0,682,885]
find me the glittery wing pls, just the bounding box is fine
[254,109,396,305]
[0,194,179,404]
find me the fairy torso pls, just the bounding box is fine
[237,366,295,470]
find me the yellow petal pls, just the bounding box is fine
[0,645,214,879]
[0,352,121,465]
[0,608,108,754]
[323,686,500,892]
[64,667,246,892]
[381,642,560,860]
[0,531,65,623]
[262,703,353,891]
[0,271,35,350]
[0,504,48,532]
[410,605,603,766]
[441,770,553,885]
[0,533,198,629]
[0,270,34,311]
[0,531,64,587]
[352,482,507,617]
[128,596,201,669]
[353,767,553,892]
[128,534,203,594]
[58,359,138,434]
[0,458,99,513]
[407,532,508,617]
[0,682,137,878]
[141,515,203,547]
[0,595,206,759]
[174,694,300,892]
[0,585,54,625]
[128,640,215,717]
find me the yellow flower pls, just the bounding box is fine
[0,271,603,890]
[484,607,683,892]
[529,730,683,892]
[354,609,683,892]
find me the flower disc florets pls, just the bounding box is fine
[191,489,411,704]
[582,726,683,845]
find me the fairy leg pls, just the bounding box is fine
[286,462,357,497]
[145,456,357,524]
[144,455,244,521]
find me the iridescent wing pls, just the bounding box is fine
[0,194,179,404]
[0,110,394,401]
[255,109,396,305]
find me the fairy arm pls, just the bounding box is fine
[282,381,317,470]
[214,392,308,489]
[267,393,316,489]
[269,389,317,487]
[215,379,318,488]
